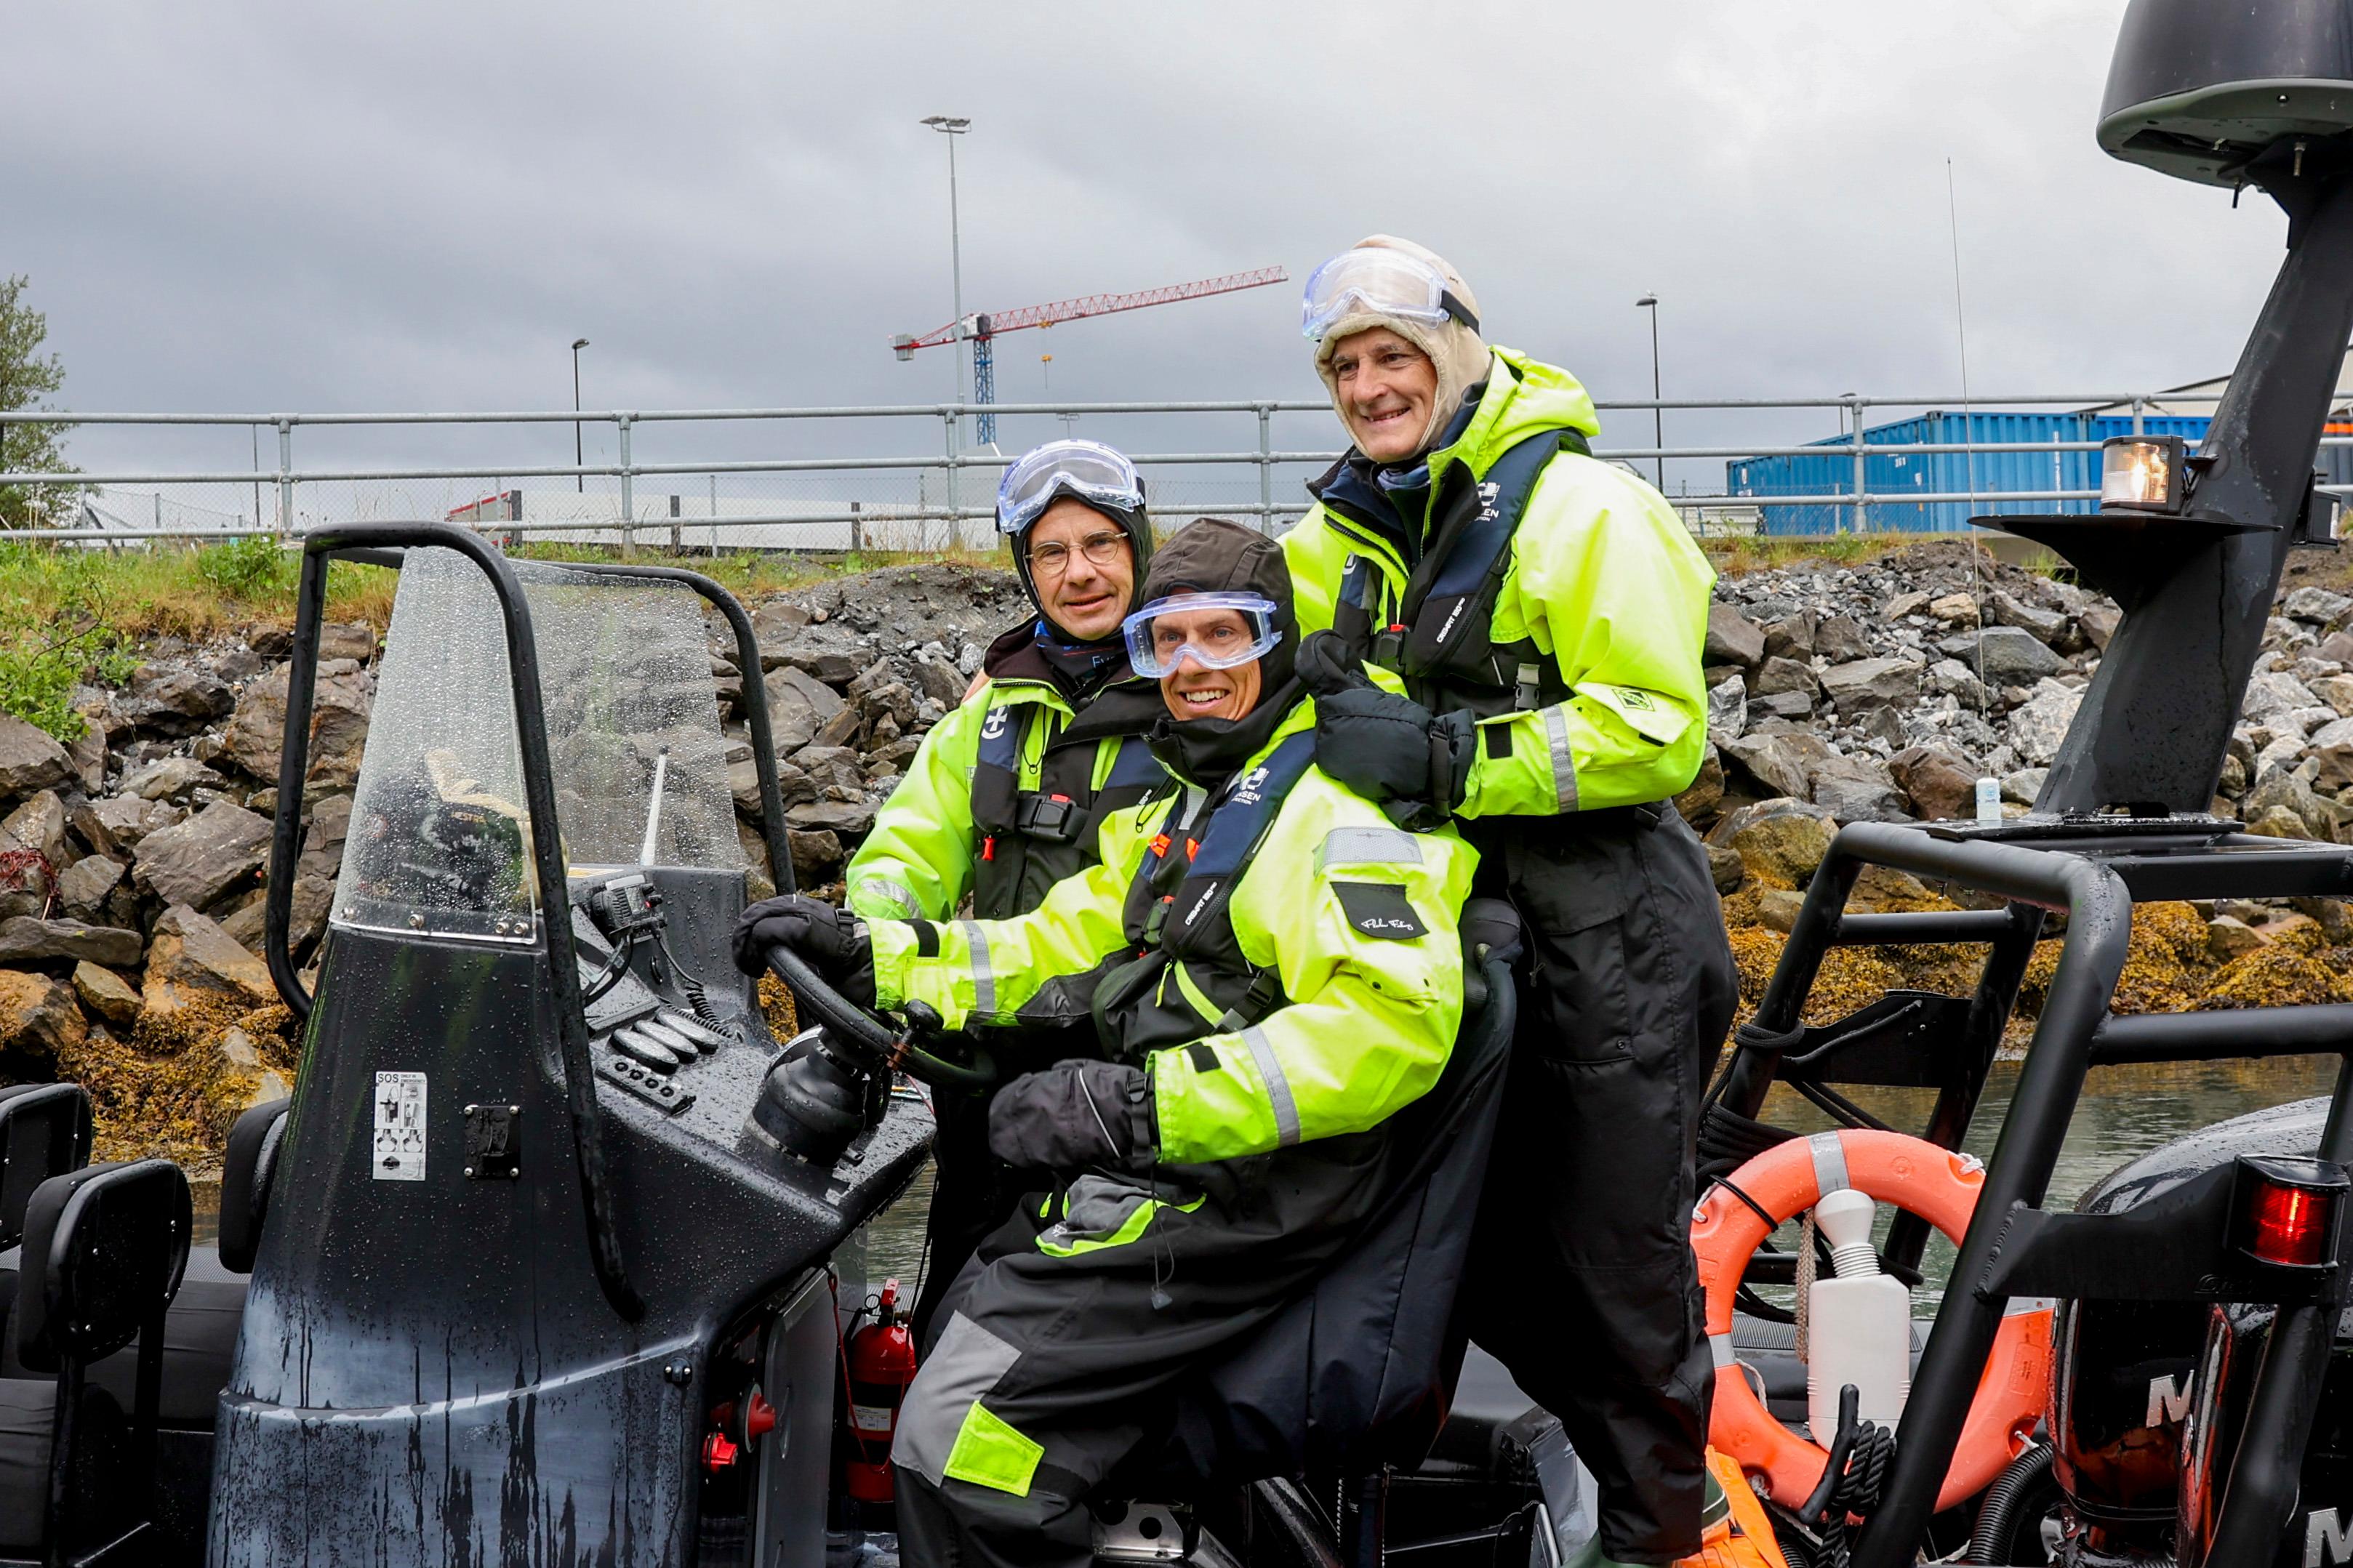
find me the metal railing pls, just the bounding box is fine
[0,390,2316,547]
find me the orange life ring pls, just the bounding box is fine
[1688,1127,2053,1515]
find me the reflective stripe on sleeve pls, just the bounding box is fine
[1240,1024,1300,1148]
[857,877,921,919]
[958,920,997,1018]
[1544,704,1578,813]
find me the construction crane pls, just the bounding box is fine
[894,266,1288,444]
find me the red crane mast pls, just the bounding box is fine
[894,265,1288,443]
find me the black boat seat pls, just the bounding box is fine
[5,1158,192,1561]
[0,1244,246,1429]
[1141,904,1523,1487]
[217,1096,290,1275]
[0,1375,129,1555]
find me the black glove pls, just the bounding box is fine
[731,894,875,1007]
[987,1060,1154,1173]
[1298,630,1475,832]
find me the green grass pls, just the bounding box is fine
[0,538,1010,740]
[1702,531,2065,579]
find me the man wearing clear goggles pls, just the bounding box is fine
[1283,236,1736,1567]
[841,436,1170,1344]
[739,520,1479,1568]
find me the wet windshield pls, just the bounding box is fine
[333,549,740,944]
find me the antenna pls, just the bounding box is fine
[638,749,669,867]
[1948,159,1986,738]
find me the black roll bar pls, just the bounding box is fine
[264,521,644,1322]
[1716,813,2353,1568]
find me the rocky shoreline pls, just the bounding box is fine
[16,544,2353,1164]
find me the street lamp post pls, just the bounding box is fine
[920,115,971,426]
[1635,296,1663,490]
[571,338,590,495]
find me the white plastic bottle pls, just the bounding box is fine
[1805,1187,1912,1437]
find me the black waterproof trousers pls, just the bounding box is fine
[912,1024,1099,1348]
[893,1135,1398,1568]
[1459,803,1737,1565]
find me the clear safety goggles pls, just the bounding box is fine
[1300,248,1480,343]
[995,438,1145,536]
[1122,592,1281,678]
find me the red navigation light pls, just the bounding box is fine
[702,1431,741,1472]
[2237,1157,2346,1269]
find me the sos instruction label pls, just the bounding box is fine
[373,1071,427,1181]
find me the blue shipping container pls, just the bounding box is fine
[1725,411,2212,535]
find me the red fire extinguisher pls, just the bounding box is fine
[843,1279,918,1503]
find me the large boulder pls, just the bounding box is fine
[1971,625,2064,687]
[1812,615,1873,664]
[1706,675,1747,744]
[769,634,868,687]
[71,795,169,859]
[786,798,877,837]
[0,790,68,868]
[1811,756,1909,822]
[1720,732,1834,802]
[219,875,333,960]
[224,662,373,788]
[141,904,276,1024]
[1752,656,1819,699]
[1819,657,1923,713]
[55,854,125,920]
[763,666,848,753]
[1704,605,1765,670]
[2011,680,2084,768]
[0,917,143,969]
[1889,745,1977,821]
[0,716,72,801]
[119,756,227,801]
[2242,670,2321,723]
[2285,586,2353,625]
[116,664,234,736]
[1674,746,1725,823]
[69,960,140,1027]
[317,622,377,664]
[1984,590,2067,644]
[132,800,272,909]
[0,970,84,1057]
[1724,799,1840,887]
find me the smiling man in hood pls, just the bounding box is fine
[739,519,1480,1568]
[1282,236,1738,1567]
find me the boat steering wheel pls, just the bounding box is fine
[762,944,1000,1091]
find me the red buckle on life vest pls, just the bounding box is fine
[1150,833,1172,859]
[981,836,996,861]
[1184,837,1200,861]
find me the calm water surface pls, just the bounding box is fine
[1760,1056,2343,1309]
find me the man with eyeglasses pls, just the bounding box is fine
[1280,236,1736,1567]
[845,438,1170,1345]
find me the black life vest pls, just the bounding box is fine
[967,699,1167,921]
[1330,427,1589,720]
[1086,729,1320,1058]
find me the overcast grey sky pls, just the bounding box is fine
[4,1,2296,486]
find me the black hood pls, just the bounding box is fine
[1134,518,1302,789]
[1008,495,1155,646]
